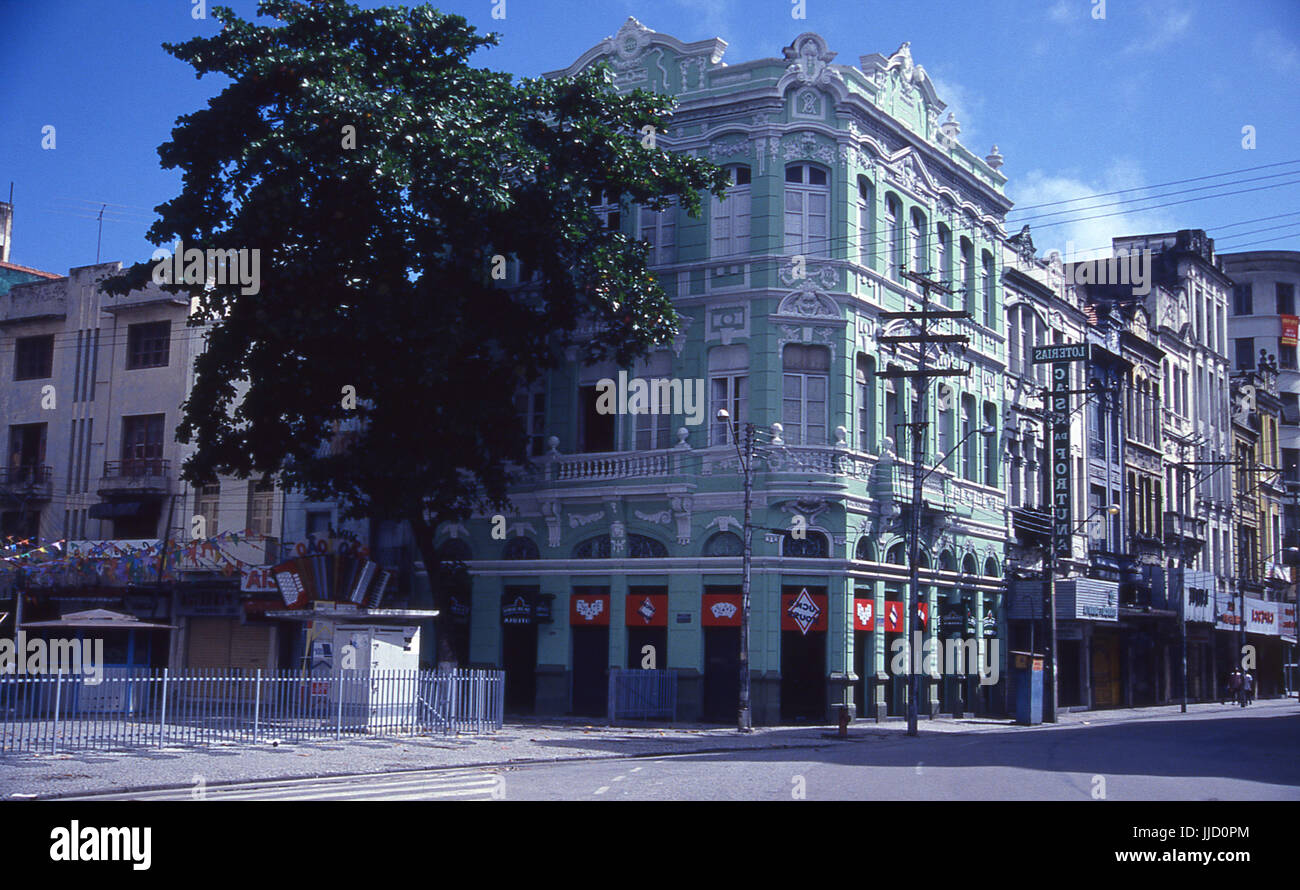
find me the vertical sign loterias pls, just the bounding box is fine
[1051,362,1072,559]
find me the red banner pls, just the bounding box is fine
[702,592,742,627]
[626,593,667,627]
[781,589,828,634]
[1283,315,1299,347]
[570,591,610,626]
[853,598,875,631]
[882,600,927,633]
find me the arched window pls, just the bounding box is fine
[855,536,877,561]
[984,556,1000,578]
[572,535,612,559]
[503,536,539,560]
[783,344,830,445]
[711,164,751,260]
[884,194,901,281]
[856,354,876,452]
[886,542,907,565]
[858,177,876,269]
[703,531,743,557]
[438,538,472,563]
[910,208,926,286]
[959,237,973,312]
[628,534,668,558]
[784,164,829,257]
[981,251,995,327]
[782,530,829,558]
[936,224,952,303]
[639,198,677,266]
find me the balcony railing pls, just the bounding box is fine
[103,458,171,479]
[0,465,52,485]
[99,459,173,497]
[1163,510,1207,544]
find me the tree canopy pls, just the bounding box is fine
[105,0,729,649]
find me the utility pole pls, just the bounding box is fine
[879,269,970,737]
[738,421,754,732]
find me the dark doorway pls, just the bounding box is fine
[627,626,667,669]
[571,626,609,716]
[702,627,740,723]
[885,632,906,716]
[1058,639,1081,707]
[780,630,827,723]
[502,623,537,714]
[579,385,616,453]
[853,631,874,719]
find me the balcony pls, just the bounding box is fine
[1011,506,1052,542]
[0,465,53,502]
[98,459,173,498]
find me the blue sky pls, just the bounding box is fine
[2,0,1298,273]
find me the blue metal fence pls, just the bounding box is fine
[0,668,504,754]
[609,669,677,723]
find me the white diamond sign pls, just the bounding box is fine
[787,588,821,635]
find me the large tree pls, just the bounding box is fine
[106,0,729,663]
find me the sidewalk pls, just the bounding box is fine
[3,696,1292,799]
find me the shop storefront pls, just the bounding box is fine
[779,587,827,723]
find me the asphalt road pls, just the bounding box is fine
[64,703,1300,801]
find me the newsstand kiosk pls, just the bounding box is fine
[1011,650,1044,725]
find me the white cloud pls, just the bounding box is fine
[1047,1,1073,24]
[1121,6,1193,55]
[927,69,986,150]
[1253,30,1300,74]
[1005,161,1177,261]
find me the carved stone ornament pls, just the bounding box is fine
[605,17,653,70]
[783,33,840,88]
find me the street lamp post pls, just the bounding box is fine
[718,409,756,732]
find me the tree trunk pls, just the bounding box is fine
[409,513,459,671]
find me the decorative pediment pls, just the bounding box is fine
[782,33,841,89]
[859,41,945,113]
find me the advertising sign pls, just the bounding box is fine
[882,600,927,633]
[570,591,610,626]
[1282,604,1296,643]
[1051,363,1072,559]
[1245,597,1278,636]
[781,588,827,635]
[626,593,667,627]
[702,592,742,627]
[853,598,874,632]
[1282,315,1299,347]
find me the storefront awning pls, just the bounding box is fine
[21,608,175,630]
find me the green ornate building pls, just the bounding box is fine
[436,19,1013,723]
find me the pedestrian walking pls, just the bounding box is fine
[1244,671,1255,705]
[1228,670,1241,706]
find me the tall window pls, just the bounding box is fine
[14,334,54,381]
[983,402,998,486]
[126,321,170,370]
[633,352,673,450]
[937,385,955,469]
[959,238,973,313]
[1279,282,1296,315]
[579,385,616,453]
[120,414,165,472]
[884,195,901,281]
[196,483,220,537]
[960,395,975,481]
[981,252,994,328]
[884,367,902,451]
[246,479,274,537]
[856,355,876,452]
[857,178,875,270]
[784,164,829,257]
[936,224,952,305]
[909,209,925,286]
[1235,337,1255,370]
[594,190,621,230]
[639,200,676,266]
[1233,283,1252,316]
[710,344,749,446]
[711,165,751,260]
[515,387,546,457]
[782,344,829,445]
[1008,305,1022,375]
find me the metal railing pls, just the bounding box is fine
[0,667,504,754]
[0,465,52,486]
[102,458,170,478]
[608,669,677,723]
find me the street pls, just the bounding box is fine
[60,701,1300,802]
